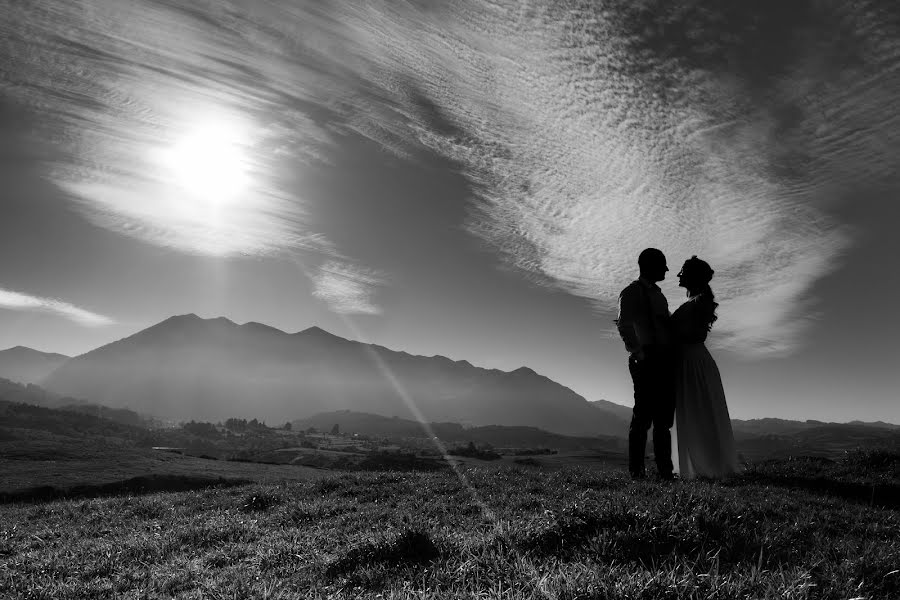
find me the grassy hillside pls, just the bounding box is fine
[0,400,328,499]
[1,455,898,599]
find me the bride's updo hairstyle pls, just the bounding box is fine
[681,256,718,330]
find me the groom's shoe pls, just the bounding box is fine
[656,472,677,482]
[630,470,646,481]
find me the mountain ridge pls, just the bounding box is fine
[42,314,628,436]
[20,315,900,435]
[0,346,71,385]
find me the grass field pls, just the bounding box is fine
[2,451,899,599]
[0,445,326,501]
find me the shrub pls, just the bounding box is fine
[447,441,501,460]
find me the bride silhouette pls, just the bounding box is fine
[672,256,740,479]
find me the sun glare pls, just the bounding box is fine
[160,121,251,207]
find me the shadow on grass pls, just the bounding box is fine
[325,529,442,580]
[0,474,251,504]
[513,506,708,568]
[737,472,900,509]
[733,451,900,510]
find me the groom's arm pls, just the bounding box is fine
[615,286,642,355]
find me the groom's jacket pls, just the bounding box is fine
[616,278,672,353]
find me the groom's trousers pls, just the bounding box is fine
[627,346,676,477]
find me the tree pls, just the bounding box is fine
[225,418,247,432]
[182,420,218,438]
[283,421,292,431]
[330,423,340,435]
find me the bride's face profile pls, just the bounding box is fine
[677,263,704,293]
[677,264,689,289]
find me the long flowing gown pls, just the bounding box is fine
[671,297,740,479]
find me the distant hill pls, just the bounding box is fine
[463,425,622,451]
[0,377,149,428]
[0,377,79,409]
[294,410,465,439]
[734,422,900,460]
[589,399,633,422]
[0,346,69,385]
[731,418,900,439]
[0,399,149,442]
[42,314,626,436]
[294,410,622,451]
[56,403,147,428]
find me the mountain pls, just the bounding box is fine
[42,314,626,436]
[589,399,633,422]
[0,346,69,385]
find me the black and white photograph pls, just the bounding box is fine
[1,1,899,598]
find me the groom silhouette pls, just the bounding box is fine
[616,248,676,480]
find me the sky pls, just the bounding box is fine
[0,0,898,423]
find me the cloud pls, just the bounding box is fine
[312,261,384,315]
[284,0,897,357]
[6,0,900,354]
[0,0,337,257]
[0,288,114,327]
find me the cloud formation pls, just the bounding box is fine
[312,261,384,315]
[0,289,114,327]
[0,0,335,257]
[5,0,900,352]
[297,0,899,356]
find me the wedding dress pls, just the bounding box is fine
[671,296,740,479]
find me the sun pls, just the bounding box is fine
[160,121,251,207]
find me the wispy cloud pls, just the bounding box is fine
[312,261,384,315]
[6,1,900,353]
[0,289,113,327]
[288,0,897,357]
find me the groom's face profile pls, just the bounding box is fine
[639,249,668,283]
[647,259,668,282]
